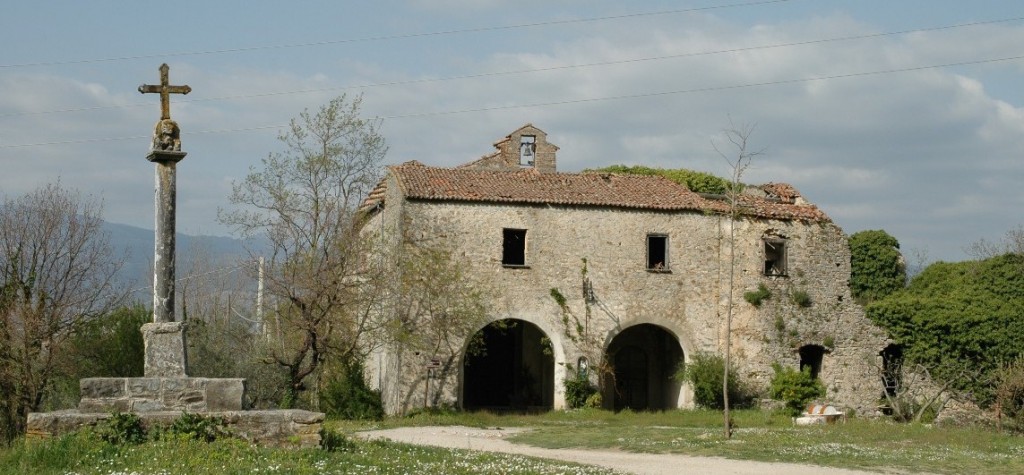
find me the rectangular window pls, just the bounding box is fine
[764,238,787,276]
[647,234,669,271]
[502,228,527,266]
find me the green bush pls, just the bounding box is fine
[867,254,1024,406]
[677,352,752,410]
[319,359,384,420]
[320,429,356,452]
[95,412,145,445]
[564,375,599,409]
[849,230,906,303]
[744,284,772,307]
[157,413,230,443]
[791,289,812,307]
[769,364,825,415]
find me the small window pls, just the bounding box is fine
[764,238,787,276]
[502,228,527,266]
[799,344,825,379]
[647,234,669,271]
[519,135,536,166]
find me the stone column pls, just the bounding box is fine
[144,149,188,377]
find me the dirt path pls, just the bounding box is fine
[356,425,886,475]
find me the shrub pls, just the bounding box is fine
[769,364,825,415]
[95,412,145,445]
[791,289,812,307]
[677,352,753,410]
[744,284,772,307]
[319,359,384,420]
[156,413,230,443]
[320,429,356,452]
[564,375,598,409]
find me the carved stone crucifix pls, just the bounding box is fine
[138,63,191,121]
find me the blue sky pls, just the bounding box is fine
[2,0,1023,263]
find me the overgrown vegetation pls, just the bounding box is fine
[676,352,753,410]
[867,253,1024,407]
[585,165,734,194]
[563,364,600,409]
[768,364,825,416]
[849,230,906,303]
[319,359,384,420]
[790,289,812,307]
[743,283,771,307]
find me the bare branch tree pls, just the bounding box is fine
[712,118,764,438]
[218,94,389,406]
[0,183,123,442]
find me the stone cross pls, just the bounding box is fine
[139,63,190,377]
[138,63,191,121]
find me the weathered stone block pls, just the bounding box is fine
[79,398,130,413]
[205,378,246,411]
[127,378,162,397]
[142,321,188,377]
[80,378,127,399]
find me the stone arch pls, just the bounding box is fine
[461,318,555,411]
[603,323,685,411]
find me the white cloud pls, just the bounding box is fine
[2,9,1023,262]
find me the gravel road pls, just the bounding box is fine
[356,425,888,475]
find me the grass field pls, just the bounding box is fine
[2,409,1022,474]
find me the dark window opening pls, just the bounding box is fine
[502,228,527,266]
[647,234,669,271]
[880,345,904,397]
[799,344,825,379]
[764,238,787,276]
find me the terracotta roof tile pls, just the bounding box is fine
[368,162,830,222]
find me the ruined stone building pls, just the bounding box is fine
[360,124,889,415]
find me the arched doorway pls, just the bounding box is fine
[605,324,684,411]
[462,319,554,411]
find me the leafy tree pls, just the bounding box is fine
[219,94,388,406]
[849,230,906,303]
[0,183,123,443]
[867,254,1024,406]
[586,164,733,194]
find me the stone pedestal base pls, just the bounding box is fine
[79,377,246,413]
[27,409,324,449]
[142,322,188,377]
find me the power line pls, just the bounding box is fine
[0,0,794,69]
[4,16,1021,120]
[5,54,1021,150]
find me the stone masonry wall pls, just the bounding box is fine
[366,196,890,416]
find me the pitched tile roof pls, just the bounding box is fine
[361,161,829,222]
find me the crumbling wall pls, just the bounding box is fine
[370,197,888,415]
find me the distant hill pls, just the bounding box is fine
[103,222,256,298]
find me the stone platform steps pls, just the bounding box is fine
[27,409,324,449]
